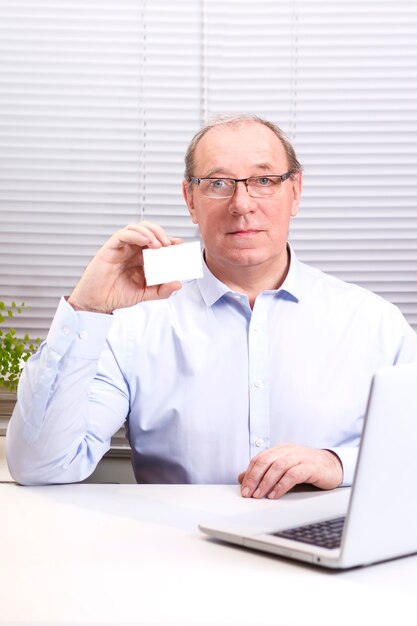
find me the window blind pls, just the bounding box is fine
[0,0,201,337]
[1,0,416,339]
[204,0,417,330]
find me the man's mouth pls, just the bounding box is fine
[227,229,263,236]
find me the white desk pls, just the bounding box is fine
[1,483,416,626]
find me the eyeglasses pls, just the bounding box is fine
[188,172,294,199]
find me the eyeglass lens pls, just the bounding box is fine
[200,176,284,198]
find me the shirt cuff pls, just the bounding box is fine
[327,446,359,487]
[47,297,114,359]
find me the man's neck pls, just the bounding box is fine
[205,247,291,309]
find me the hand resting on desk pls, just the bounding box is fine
[238,444,343,499]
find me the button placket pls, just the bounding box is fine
[248,299,270,456]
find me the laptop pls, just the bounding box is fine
[199,361,417,569]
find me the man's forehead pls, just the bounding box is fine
[194,121,287,170]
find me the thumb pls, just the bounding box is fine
[156,281,183,299]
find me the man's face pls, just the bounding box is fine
[183,122,302,281]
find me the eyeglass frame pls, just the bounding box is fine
[186,171,295,199]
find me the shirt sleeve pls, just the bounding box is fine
[6,297,130,485]
[329,304,417,488]
[326,446,358,487]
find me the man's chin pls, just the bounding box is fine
[215,249,270,267]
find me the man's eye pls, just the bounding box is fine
[209,179,227,188]
[256,177,274,186]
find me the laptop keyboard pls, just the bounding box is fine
[272,516,346,550]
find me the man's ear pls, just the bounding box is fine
[290,171,303,217]
[182,179,198,224]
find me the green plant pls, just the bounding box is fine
[0,301,41,392]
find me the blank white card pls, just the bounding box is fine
[143,241,203,286]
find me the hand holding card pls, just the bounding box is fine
[143,241,203,286]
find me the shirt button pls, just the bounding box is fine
[254,378,263,388]
[62,326,71,336]
[253,323,261,332]
[255,438,264,447]
[78,330,88,340]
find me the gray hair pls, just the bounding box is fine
[184,113,302,180]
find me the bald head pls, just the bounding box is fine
[184,114,302,181]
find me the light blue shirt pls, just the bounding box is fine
[7,249,417,486]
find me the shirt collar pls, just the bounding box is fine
[197,256,231,307]
[197,243,302,307]
[277,244,302,302]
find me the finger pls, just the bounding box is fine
[266,464,312,499]
[240,448,303,499]
[248,457,294,499]
[100,230,156,260]
[134,222,184,248]
[112,222,173,252]
[168,237,184,246]
[125,223,171,248]
[156,281,182,299]
[138,281,183,304]
[239,456,272,498]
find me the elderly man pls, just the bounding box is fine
[7,114,417,496]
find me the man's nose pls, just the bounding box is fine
[228,181,255,214]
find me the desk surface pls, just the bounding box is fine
[1,483,416,626]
